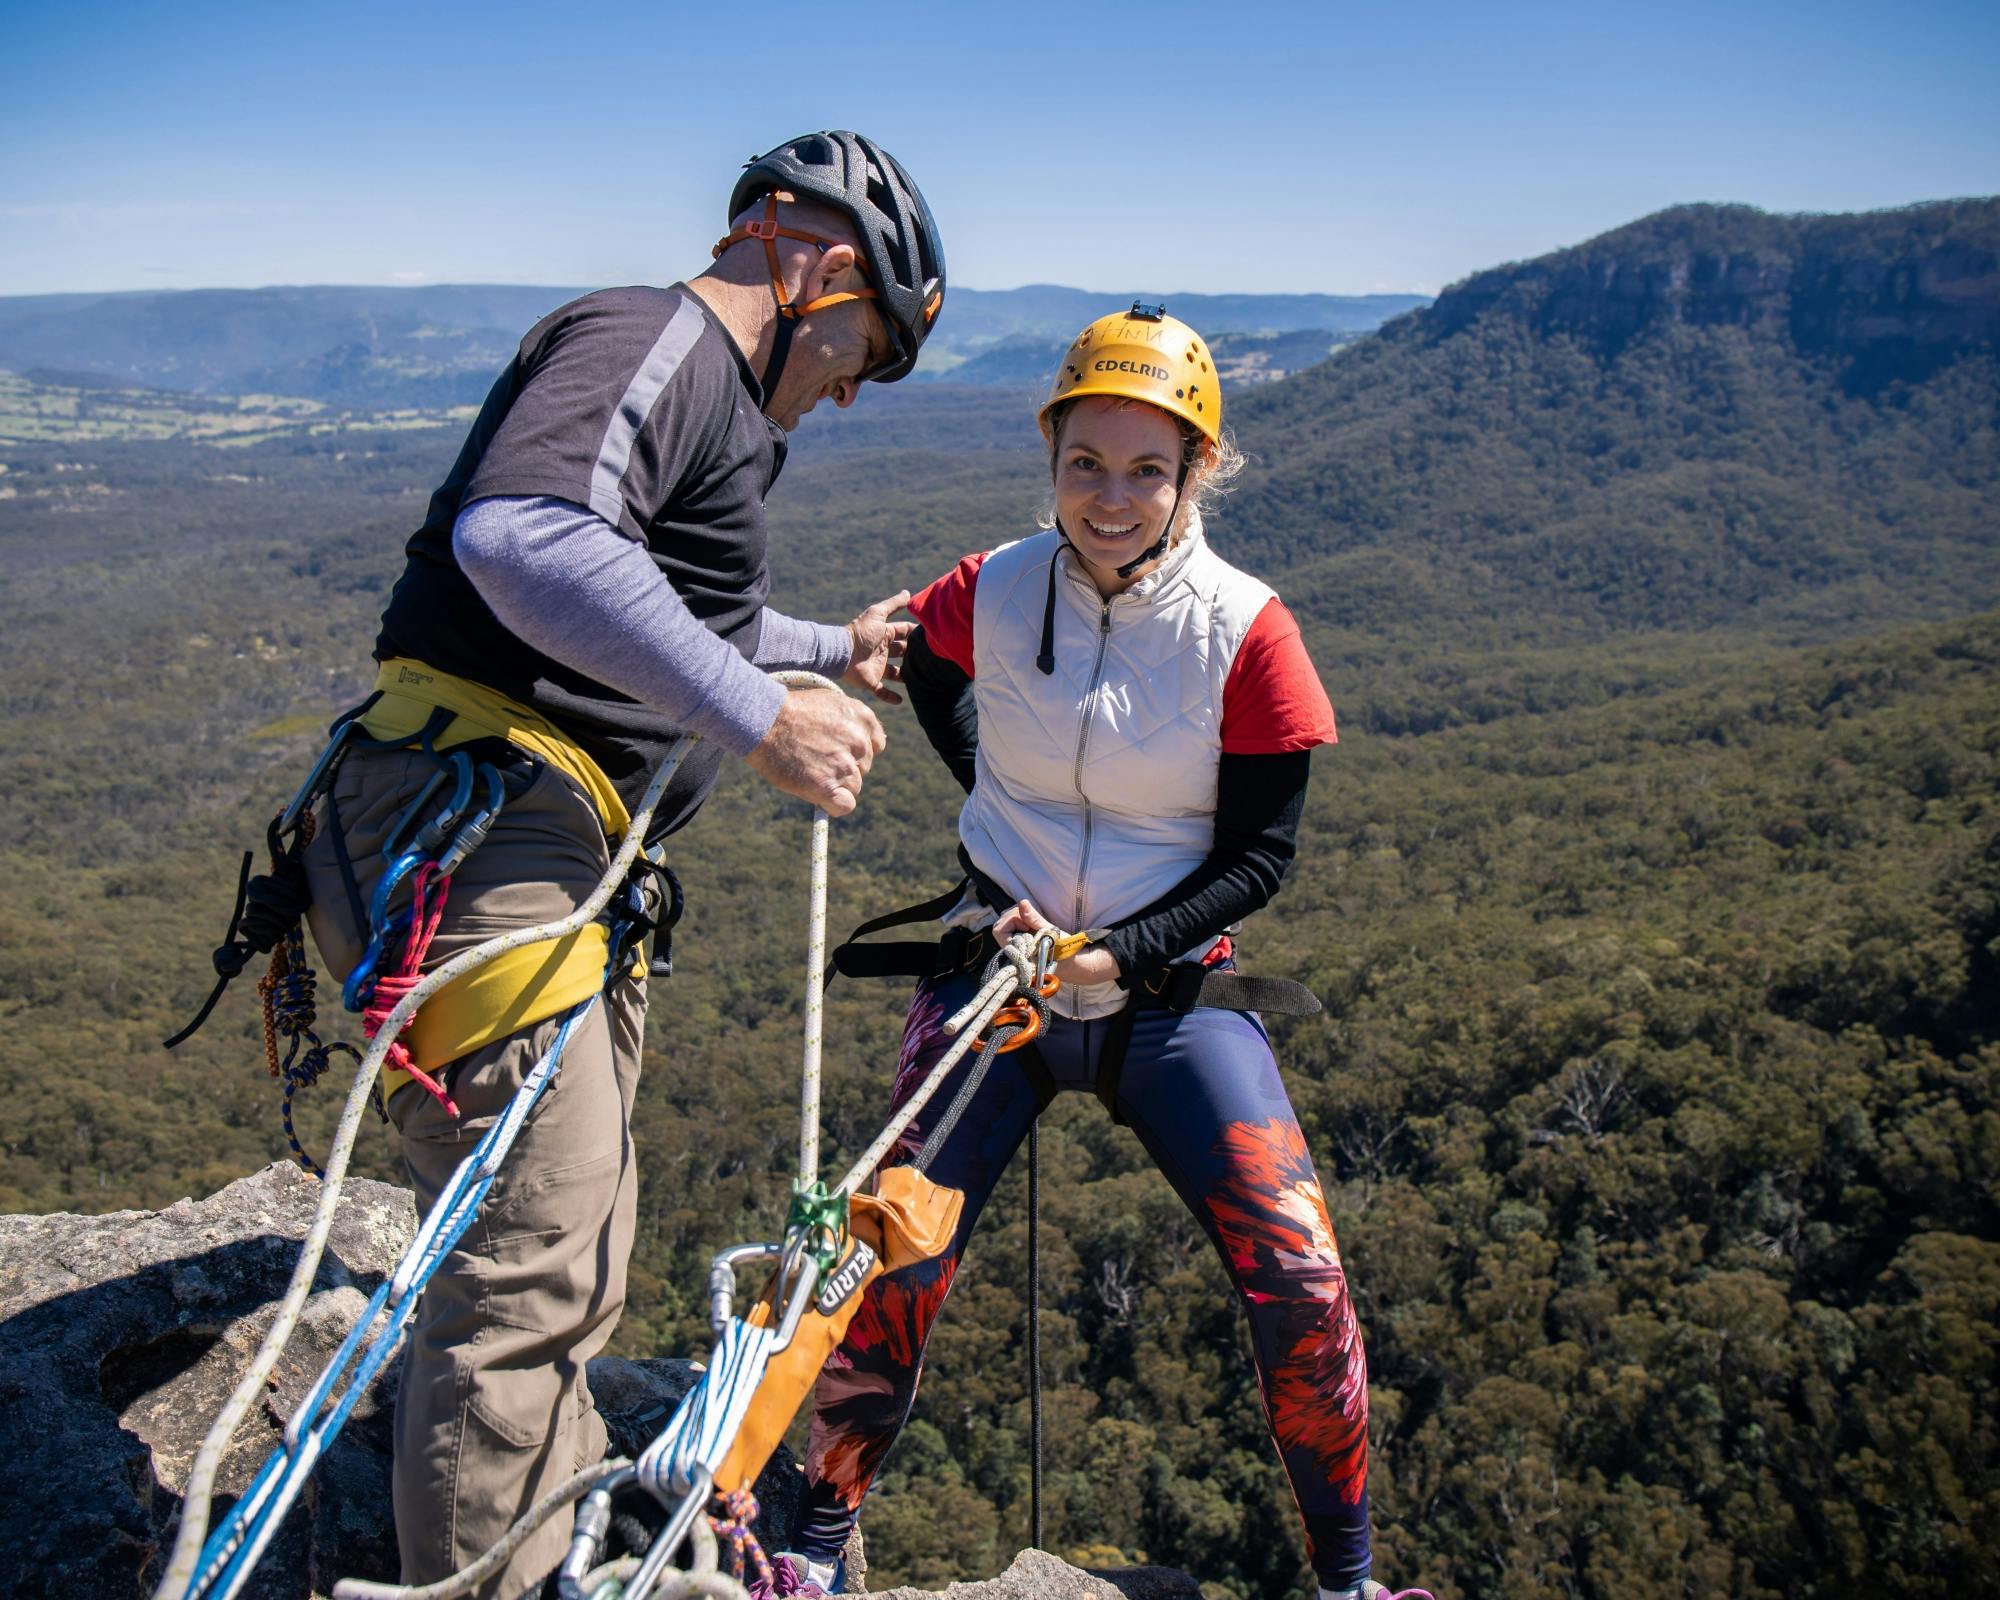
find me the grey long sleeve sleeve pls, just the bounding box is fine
[451,495,852,756]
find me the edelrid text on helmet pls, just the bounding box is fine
[1039,301,1222,447]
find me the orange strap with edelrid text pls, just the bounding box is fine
[713,1165,964,1492]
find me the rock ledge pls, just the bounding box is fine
[0,1164,1198,1599]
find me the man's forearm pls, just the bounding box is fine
[453,495,840,754]
[752,608,855,678]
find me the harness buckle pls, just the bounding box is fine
[743,216,779,241]
[1162,962,1210,1013]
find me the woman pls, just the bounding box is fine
[784,307,1427,1600]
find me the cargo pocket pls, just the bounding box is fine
[463,1358,569,1453]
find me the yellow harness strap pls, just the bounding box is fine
[364,659,630,839]
[714,1167,965,1493]
[357,659,639,1101]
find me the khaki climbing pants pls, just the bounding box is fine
[304,744,644,1600]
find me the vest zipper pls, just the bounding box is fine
[1071,598,1114,930]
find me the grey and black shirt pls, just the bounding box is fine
[376,284,821,840]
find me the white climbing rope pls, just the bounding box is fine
[157,729,701,1600]
[165,661,1063,1600]
[833,954,1025,1195]
[786,673,833,1187]
[330,1458,633,1600]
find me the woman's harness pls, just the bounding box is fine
[828,873,1323,1124]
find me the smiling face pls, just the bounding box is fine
[1052,395,1190,594]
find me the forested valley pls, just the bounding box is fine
[0,199,1995,1597]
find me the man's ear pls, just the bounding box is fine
[804,241,862,299]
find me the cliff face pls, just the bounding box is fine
[0,1164,1197,1600]
[0,1164,414,1598]
[1421,200,2000,390]
[0,1165,803,1600]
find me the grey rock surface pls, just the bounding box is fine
[0,1163,1191,1600]
[0,1161,415,1599]
[868,1549,1203,1599]
[0,1163,808,1599]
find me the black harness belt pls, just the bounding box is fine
[831,885,1323,1127]
[827,881,986,983]
[1088,963,1321,1124]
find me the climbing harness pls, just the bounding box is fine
[156,691,701,1600]
[830,887,1322,1123]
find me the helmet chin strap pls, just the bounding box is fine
[713,193,877,404]
[762,313,801,399]
[1114,459,1189,579]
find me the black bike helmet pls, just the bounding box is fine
[728,130,946,384]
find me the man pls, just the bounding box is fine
[300,130,945,1597]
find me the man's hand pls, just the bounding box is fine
[745,687,886,817]
[844,591,913,705]
[991,898,1123,988]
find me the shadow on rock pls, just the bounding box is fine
[0,1163,413,1600]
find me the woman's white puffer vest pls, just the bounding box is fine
[955,518,1275,1020]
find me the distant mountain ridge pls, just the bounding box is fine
[0,283,1429,408]
[1219,197,2000,653]
[1421,199,1999,394]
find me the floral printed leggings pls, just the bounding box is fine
[795,970,1373,1589]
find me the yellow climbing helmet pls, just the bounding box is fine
[1038,302,1221,447]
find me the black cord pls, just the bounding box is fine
[1029,1117,1044,1551]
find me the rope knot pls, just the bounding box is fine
[709,1488,778,1593]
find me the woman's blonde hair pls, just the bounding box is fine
[1038,396,1247,540]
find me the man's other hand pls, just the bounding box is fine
[745,687,886,816]
[844,591,913,705]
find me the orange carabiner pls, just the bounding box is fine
[972,999,1044,1053]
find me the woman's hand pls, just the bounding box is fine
[991,898,1122,988]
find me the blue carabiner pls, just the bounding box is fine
[342,848,428,1012]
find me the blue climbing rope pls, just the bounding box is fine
[185,996,596,1600]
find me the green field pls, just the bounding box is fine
[0,369,472,447]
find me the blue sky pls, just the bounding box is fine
[2,0,1995,298]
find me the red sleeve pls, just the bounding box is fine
[1220,598,1338,753]
[907,550,986,678]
